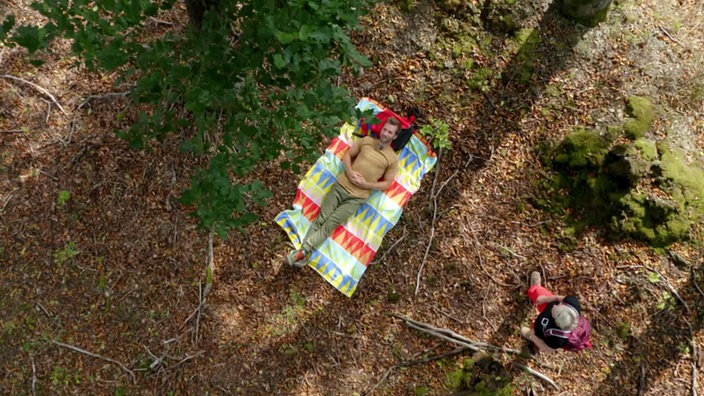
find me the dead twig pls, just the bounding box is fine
[427,148,442,211]
[494,243,527,260]
[1,129,24,133]
[194,279,203,346]
[184,231,215,343]
[51,340,136,383]
[683,317,698,396]
[77,91,130,109]
[658,25,684,46]
[364,347,469,396]
[434,153,474,200]
[0,74,68,115]
[149,17,174,26]
[30,354,37,396]
[669,250,691,267]
[431,305,466,324]
[415,153,474,295]
[616,265,690,313]
[638,363,647,396]
[513,362,559,390]
[34,301,52,318]
[174,350,205,367]
[372,226,407,265]
[1,193,13,213]
[414,208,435,295]
[395,313,522,354]
[692,267,704,299]
[468,222,516,288]
[394,314,557,389]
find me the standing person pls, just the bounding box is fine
[285,117,402,267]
[521,271,583,353]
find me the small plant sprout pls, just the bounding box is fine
[54,242,79,265]
[420,118,452,151]
[57,190,71,208]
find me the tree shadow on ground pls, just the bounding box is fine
[593,260,704,395]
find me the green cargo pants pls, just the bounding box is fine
[302,182,366,254]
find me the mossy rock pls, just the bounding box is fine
[553,128,610,169]
[560,0,612,27]
[546,124,703,246]
[656,142,704,213]
[603,143,649,188]
[623,96,656,139]
[446,355,514,395]
[634,138,658,161]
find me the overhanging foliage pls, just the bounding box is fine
[1,0,376,236]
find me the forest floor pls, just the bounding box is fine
[2,0,704,395]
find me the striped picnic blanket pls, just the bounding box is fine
[275,98,437,297]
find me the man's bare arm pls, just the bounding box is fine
[535,295,564,305]
[343,140,362,179]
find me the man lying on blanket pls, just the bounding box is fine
[284,117,402,267]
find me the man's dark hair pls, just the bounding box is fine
[384,117,402,134]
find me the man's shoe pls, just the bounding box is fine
[529,271,541,287]
[286,249,308,268]
[521,327,533,341]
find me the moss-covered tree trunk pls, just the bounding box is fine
[560,0,613,26]
[184,0,221,29]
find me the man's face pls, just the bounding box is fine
[379,122,400,144]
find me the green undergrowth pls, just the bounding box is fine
[445,355,514,395]
[537,96,704,247]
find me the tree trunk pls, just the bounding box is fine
[559,0,613,27]
[184,0,221,29]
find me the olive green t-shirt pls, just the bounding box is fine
[337,136,399,199]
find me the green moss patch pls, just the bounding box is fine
[553,127,611,168]
[623,96,656,138]
[542,106,704,246]
[446,355,514,395]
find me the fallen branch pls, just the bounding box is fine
[1,129,24,133]
[30,354,37,396]
[638,363,647,396]
[364,347,469,395]
[194,279,203,346]
[77,91,130,109]
[398,314,522,355]
[513,362,559,390]
[372,226,407,265]
[414,210,435,295]
[34,301,52,318]
[415,153,474,295]
[467,222,516,288]
[692,268,704,299]
[52,340,136,383]
[494,243,527,260]
[394,314,557,389]
[658,25,684,46]
[0,74,68,115]
[427,147,442,211]
[683,317,698,396]
[669,250,691,267]
[183,231,216,344]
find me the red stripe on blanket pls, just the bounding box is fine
[329,137,351,157]
[384,181,413,208]
[295,189,321,221]
[331,226,376,265]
